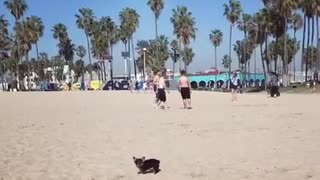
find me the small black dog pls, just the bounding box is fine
[133,156,160,174]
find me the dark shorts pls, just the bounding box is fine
[180,87,191,100]
[157,88,166,102]
[231,83,238,90]
[153,84,157,93]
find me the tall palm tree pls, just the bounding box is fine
[300,0,317,82]
[272,0,298,86]
[119,8,140,79]
[170,39,179,75]
[237,13,252,78]
[290,12,303,81]
[27,16,44,61]
[52,23,75,79]
[76,45,87,60]
[209,29,223,76]
[75,8,95,79]
[171,6,197,71]
[15,19,34,90]
[4,0,28,81]
[147,0,165,38]
[52,23,68,43]
[182,47,194,73]
[223,0,242,80]
[222,54,232,72]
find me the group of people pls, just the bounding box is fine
[151,69,192,110]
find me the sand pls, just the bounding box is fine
[0,91,320,180]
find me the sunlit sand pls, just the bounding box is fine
[0,91,319,180]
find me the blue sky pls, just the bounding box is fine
[0,0,306,74]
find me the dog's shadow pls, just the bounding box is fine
[139,169,161,175]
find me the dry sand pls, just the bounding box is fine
[0,91,320,180]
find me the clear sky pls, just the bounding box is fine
[0,0,306,74]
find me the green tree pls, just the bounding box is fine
[222,54,232,70]
[170,39,179,75]
[223,0,242,79]
[4,0,28,77]
[289,12,303,81]
[182,47,195,73]
[209,29,223,71]
[171,6,197,71]
[75,8,95,79]
[27,16,44,61]
[147,0,165,38]
[136,35,169,72]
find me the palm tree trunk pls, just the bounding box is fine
[317,15,320,72]
[26,52,31,91]
[36,42,40,61]
[283,17,289,87]
[178,37,182,72]
[311,16,315,73]
[260,43,267,82]
[265,34,270,73]
[155,16,158,38]
[86,33,93,80]
[306,17,311,82]
[131,36,137,79]
[228,24,233,81]
[124,42,128,79]
[293,30,297,82]
[102,61,107,81]
[254,47,257,81]
[110,44,114,90]
[128,38,131,80]
[301,14,307,74]
[274,37,278,73]
[214,46,217,84]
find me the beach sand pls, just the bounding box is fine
[0,91,320,180]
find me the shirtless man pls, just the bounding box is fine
[157,71,169,109]
[178,70,192,109]
[153,70,160,107]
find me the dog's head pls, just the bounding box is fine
[133,156,145,168]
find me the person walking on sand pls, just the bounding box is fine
[178,70,192,109]
[157,71,169,109]
[230,71,239,101]
[153,70,160,107]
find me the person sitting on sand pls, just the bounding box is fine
[178,70,192,109]
[156,71,169,109]
[230,71,239,101]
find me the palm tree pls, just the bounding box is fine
[170,6,197,71]
[3,0,28,21]
[182,47,195,73]
[209,29,223,83]
[290,12,303,81]
[170,39,179,75]
[15,19,34,90]
[237,13,252,78]
[75,8,95,79]
[52,23,75,79]
[52,23,68,43]
[223,0,242,80]
[119,8,140,79]
[76,45,87,61]
[147,0,165,38]
[27,16,44,61]
[4,0,28,81]
[272,0,299,86]
[222,54,232,72]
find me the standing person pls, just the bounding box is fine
[230,71,239,101]
[157,71,169,109]
[178,70,192,109]
[153,70,160,107]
